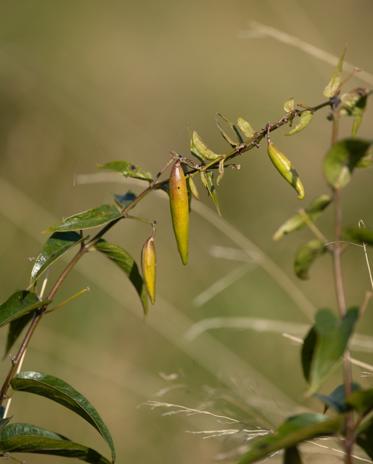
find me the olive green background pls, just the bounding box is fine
[0,1,372,463]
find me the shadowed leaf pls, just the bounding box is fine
[5,313,34,357]
[0,423,111,464]
[31,232,83,283]
[0,291,44,328]
[356,415,373,459]
[344,227,373,246]
[95,240,148,314]
[51,205,122,233]
[200,171,221,215]
[284,446,302,463]
[11,371,115,461]
[323,138,371,189]
[294,240,326,280]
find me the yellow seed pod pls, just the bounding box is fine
[141,236,156,304]
[169,160,189,265]
[267,140,305,199]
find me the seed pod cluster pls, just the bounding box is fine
[141,235,156,304]
[267,139,305,199]
[169,160,189,265]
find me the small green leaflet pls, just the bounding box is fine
[286,111,313,136]
[0,423,111,464]
[283,98,295,113]
[344,227,373,246]
[215,113,241,147]
[190,131,221,161]
[200,171,221,215]
[273,194,331,241]
[237,413,342,464]
[294,240,326,280]
[0,291,44,328]
[323,47,346,98]
[305,308,359,395]
[11,371,115,462]
[323,138,371,189]
[98,161,153,182]
[341,90,367,136]
[356,414,373,459]
[95,240,148,315]
[51,204,122,233]
[31,231,83,283]
[236,117,255,139]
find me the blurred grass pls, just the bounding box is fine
[0,1,373,463]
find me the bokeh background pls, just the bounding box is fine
[0,1,372,463]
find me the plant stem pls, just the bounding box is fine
[0,94,350,411]
[330,115,354,464]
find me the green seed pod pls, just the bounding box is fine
[267,140,305,199]
[169,160,189,265]
[141,236,156,304]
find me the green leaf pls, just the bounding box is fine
[0,291,44,328]
[200,171,221,215]
[190,131,221,161]
[316,383,361,413]
[0,423,111,464]
[301,326,317,383]
[95,240,148,315]
[294,240,326,280]
[11,371,115,461]
[356,415,373,459]
[31,231,83,283]
[307,307,359,395]
[323,138,371,189]
[346,388,373,416]
[284,447,302,464]
[286,111,313,136]
[273,194,331,240]
[323,47,346,98]
[5,313,34,357]
[98,160,153,182]
[215,113,241,147]
[51,205,122,233]
[344,227,373,246]
[237,413,342,464]
[340,90,367,136]
[236,117,255,139]
[283,98,295,113]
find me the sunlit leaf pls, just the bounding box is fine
[283,98,295,113]
[236,117,255,139]
[190,131,221,161]
[323,47,346,98]
[323,138,371,189]
[273,194,331,241]
[307,307,359,395]
[98,160,153,182]
[237,413,342,464]
[95,240,148,315]
[286,111,313,136]
[0,423,111,464]
[11,371,115,461]
[51,205,122,233]
[200,171,221,215]
[294,240,326,280]
[284,446,302,464]
[0,291,44,328]
[31,232,83,283]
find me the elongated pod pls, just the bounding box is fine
[169,160,189,264]
[141,236,156,304]
[267,140,305,199]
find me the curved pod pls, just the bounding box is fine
[141,236,156,304]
